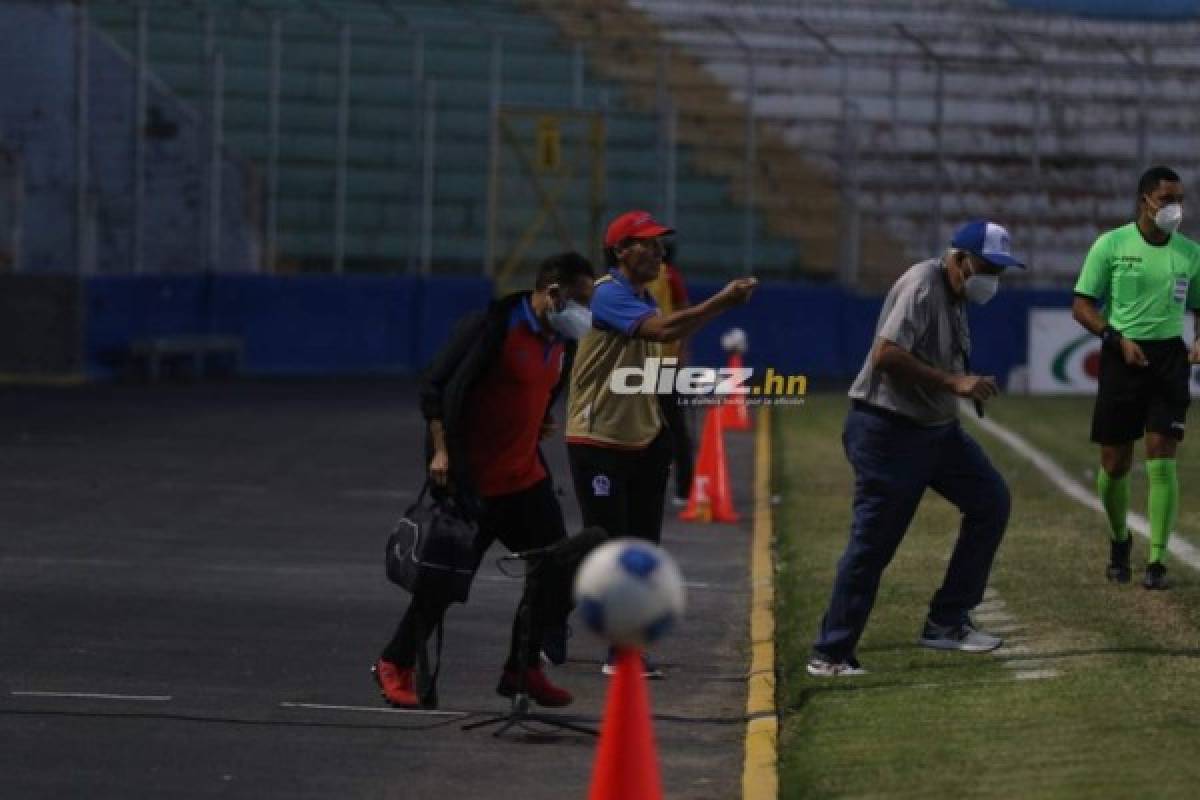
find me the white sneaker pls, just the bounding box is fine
[918,618,1002,653]
[806,655,867,677]
[601,649,664,678]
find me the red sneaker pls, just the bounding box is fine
[497,667,574,708]
[372,659,419,708]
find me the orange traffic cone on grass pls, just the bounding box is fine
[720,351,752,432]
[588,648,662,800]
[679,407,739,523]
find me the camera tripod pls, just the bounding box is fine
[462,545,598,739]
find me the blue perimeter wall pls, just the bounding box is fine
[82,275,1073,384]
[1005,1,1200,19]
[84,275,493,377]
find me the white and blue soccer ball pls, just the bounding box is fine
[573,539,686,648]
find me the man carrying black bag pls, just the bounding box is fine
[373,252,596,709]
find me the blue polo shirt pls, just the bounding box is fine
[591,269,659,336]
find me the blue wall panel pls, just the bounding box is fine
[1006,1,1200,20]
[85,276,210,372]
[410,277,498,368]
[684,279,1072,387]
[208,275,420,375]
[965,289,1073,381]
[81,274,1075,383]
[686,281,854,377]
[82,274,492,378]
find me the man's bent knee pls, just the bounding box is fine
[962,475,1010,531]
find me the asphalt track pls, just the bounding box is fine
[0,381,754,799]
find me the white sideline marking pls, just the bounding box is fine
[0,557,138,569]
[1003,659,1050,669]
[339,489,408,500]
[279,702,467,717]
[997,645,1034,657]
[155,481,268,495]
[968,405,1200,572]
[966,586,1057,682]
[12,691,172,701]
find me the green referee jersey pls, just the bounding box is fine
[1075,222,1200,340]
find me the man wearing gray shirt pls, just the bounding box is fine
[809,220,1024,677]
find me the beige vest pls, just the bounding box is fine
[566,276,664,447]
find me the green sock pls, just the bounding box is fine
[1097,469,1130,543]
[1146,459,1178,565]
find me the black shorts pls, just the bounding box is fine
[567,431,672,544]
[1091,337,1191,445]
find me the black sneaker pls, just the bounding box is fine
[1107,536,1132,584]
[1143,561,1169,591]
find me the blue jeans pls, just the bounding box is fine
[813,404,1011,661]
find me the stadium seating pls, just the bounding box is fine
[90,0,802,281]
[623,0,1200,284]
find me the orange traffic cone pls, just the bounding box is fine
[679,408,739,523]
[720,352,752,431]
[588,648,662,800]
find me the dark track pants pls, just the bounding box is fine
[813,405,1011,661]
[382,477,568,671]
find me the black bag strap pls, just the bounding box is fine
[404,480,432,517]
[406,479,471,522]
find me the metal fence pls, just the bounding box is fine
[8,0,1200,287]
[622,0,1200,285]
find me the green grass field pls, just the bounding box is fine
[774,395,1200,799]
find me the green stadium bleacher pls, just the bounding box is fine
[92,0,801,279]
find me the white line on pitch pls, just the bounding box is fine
[967,403,1200,572]
[339,489,409,500]
[279,702,467,717]
[155,481,268,495]
[997,645,1035,657]
[12,691,173,701]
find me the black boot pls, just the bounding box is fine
[1106,536,1132,584]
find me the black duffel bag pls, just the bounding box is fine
[386,483,481,605]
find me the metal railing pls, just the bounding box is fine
[16,0,1200,286]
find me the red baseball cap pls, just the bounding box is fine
[604,210,674,248]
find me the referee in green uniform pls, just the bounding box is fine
[1073,166,1200,590]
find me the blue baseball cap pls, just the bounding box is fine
[951,220,1025,269]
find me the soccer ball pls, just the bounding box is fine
[721,327,748,354]
[573,539,686,648]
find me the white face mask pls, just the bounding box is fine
[964,274,999,305]
[547,300,593,340]
[1154,202,1183,234]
